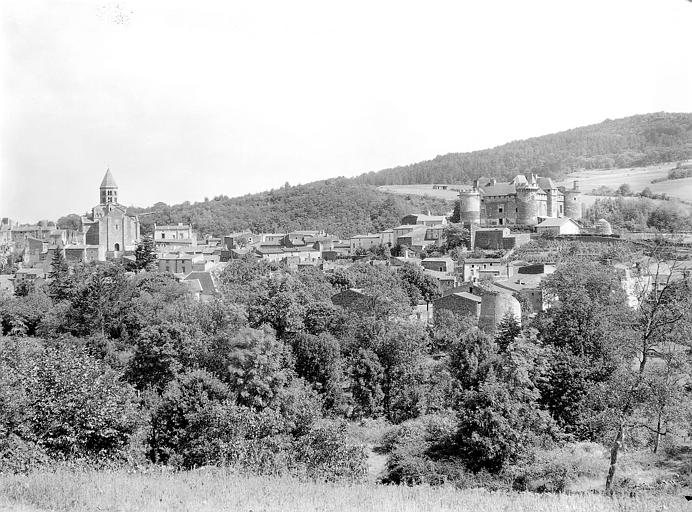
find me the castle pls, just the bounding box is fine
[458,173,582,227]
[79,169,141,259]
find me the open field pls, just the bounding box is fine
[0,468,686,512]
[557,162,692,202]
[379,162,692,205]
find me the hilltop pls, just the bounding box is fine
[127,178,452,238]
[353,112,692,186]
[59,113,691,238]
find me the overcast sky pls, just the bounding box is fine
[1,0,691,222]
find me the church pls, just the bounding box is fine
[78,169,141,260]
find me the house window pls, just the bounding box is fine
[498,206,503,213]
[161,233,165,239]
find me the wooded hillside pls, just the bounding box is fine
[353,112,692,186]
[128,179,451,238]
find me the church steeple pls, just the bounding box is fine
[100,168,118,204]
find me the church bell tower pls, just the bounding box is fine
[99,168,118,205]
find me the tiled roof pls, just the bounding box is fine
[537,177,557,190]
[100,169,118,188]
[480,183,516,196]
[536,217,576,227]
[453,292,482,302]
[184,272,217,295]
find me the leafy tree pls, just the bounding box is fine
[1,341,139,459]
[124,323,193,391]
[47,247,72,302]
[227,328,295,410]
[349,348,385,418]
[443,223,469,250]
[290,332,344,411]
[375,323,429,423]
[56,214,81,231]
[130,236,157,273]
[455,335,553,473]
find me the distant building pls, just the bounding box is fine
[421,257,455,273]
[77,169,140,260]
[459,175,582,227]
[535,217,581,236]
[401,213,448,227]
[154,223,197,248]
[433,291,482,320]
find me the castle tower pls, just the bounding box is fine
[99,169,118,205]
[564,180,582,220]
[458,187,481,226]
[516,180,540,225]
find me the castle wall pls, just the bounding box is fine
[481,195,517,225]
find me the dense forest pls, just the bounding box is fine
[119,180,452,239]
[353,113,692,186]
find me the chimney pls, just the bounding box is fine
[573,180,580,191]
[491,178,497,185]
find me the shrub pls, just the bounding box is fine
[291,421,368,482]
[0,339,139,462]
[381,412,463,486]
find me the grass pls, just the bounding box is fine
[0,468,686,512]
[379,161,692,204]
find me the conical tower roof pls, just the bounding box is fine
[100,168,118,188]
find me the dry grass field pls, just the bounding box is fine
[379,161,692,206]
[0,468,686,512]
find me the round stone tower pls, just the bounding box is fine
[516,181,540,226]
[478,292,521,334]
[458,187,481,225]
[564,180,582,220]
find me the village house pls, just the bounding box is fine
[421,257,455,273]
[433,291,482,320]
[461,257,511,282]
[401,213,448,227]
[349,234,381,254]
[154,223,197,248]
[472,227,531,250]
[158,253,205,274]
[535,217,581,236]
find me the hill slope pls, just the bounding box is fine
[353,112,692,186]
[128,179,451,238]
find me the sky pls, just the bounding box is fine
[1,0,691,223]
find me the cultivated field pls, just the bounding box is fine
[0,469,685,512]
[379,162,692,206]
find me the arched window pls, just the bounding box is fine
[114,243,120,251]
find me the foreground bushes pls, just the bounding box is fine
[149,370,366,480]
[0,338,139,468]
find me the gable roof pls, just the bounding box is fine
[100,169,118,188]
[183,271,217,295]
[453,291,482,302]
[480,183,516,196]
[536,217,579,228]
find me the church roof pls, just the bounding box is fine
[100,169,118,188]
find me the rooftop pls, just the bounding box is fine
[100,169,118,188]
